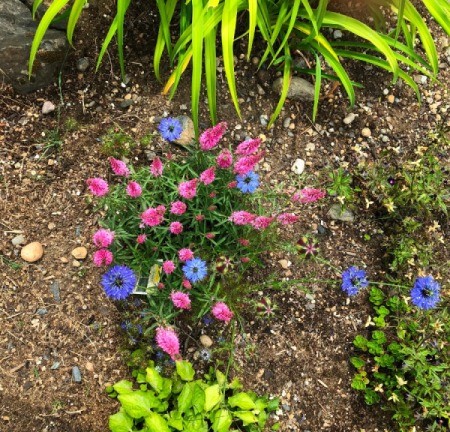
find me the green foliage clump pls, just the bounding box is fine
[100,127,137,158]
[107,359,280,432]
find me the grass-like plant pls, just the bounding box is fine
[29,0,450,128]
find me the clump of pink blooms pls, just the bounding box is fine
[126,181,142,198]
[141,206,165,227]
[235,137,261,156]
[199,122,227,151]
[136,234,147,244]
[200,167,215,185]
[93,249,113,267]
[178,179,197,199]
[251,216,274,230]
[293,187,326,203]
[93,229,115,248]
[155,327,180,360]
[234,152,264,175]
[216,149,233,169]
[150,157,163,177]
[170,221,183,235]
[170,201,187,215]
[170,291,191,310]
[178,248,194,262]
[212,302,233,323]
[109,157,130,177]
[163,260,176,274]
[86,178,109,196]
[229,211,255,225]
[277,213,299,225]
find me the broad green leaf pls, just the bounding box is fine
[351,372,369,390]
[67,0,87,45]
[176,360,195,381]
[146,367,163,393]
[233,410,258,426]
[204,384,222,412]
[168,411,183,431]
[192,383,206,414]
[215,370,226,387]
[113,380,134,394]
[158,377,173,400]
[184,413,208,432]
[178,382,194,414]
[144,411,170,432]
[227,392,256,410]
[109,411,133,432]
[212,409,233,432]
[118,391,159,418]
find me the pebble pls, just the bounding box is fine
[20,242,44,262]
[51,362,60,370]
[278,259,291,269]
[260,115,269,126]
[387,94,395,103]
[200,335,213,348]
[36,308,48,316]
[42,101,55,115]
[257,84,265,95]
[50,281,61,303]
[174,115,195,146]
[291,159,305,175]
[283,118,291,128]
[327,204,355,223]
[48,222,56,230]
[343,113,356,125]
[60,257,69,263]
[76,57,90,72]
[305,142,315,151]
[361,127,372,137]
[120,99,133,109]
[333,29,343,39]
[72,260,81,268]
[85,362,94,372]
[272,77,315,101]
[71,247,87,260]
[12,234,26,246]
[72,366,82,383]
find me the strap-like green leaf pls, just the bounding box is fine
[116,0,129,80]
[247,0,258,59]
[312,52,321,122]
[32,0,44,19]
[191,0,204,134]
[421,0,450,35]
[204,18,217,124]
[67,0,87,45]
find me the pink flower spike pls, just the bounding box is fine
[170,291,191,310]
[178,248,194,262]
[205,232,215,239]
[86,178,109,197]
[182,279,192,289]
[200,167,216,185]
[195,214,205,222]
[251,216,274,230]
[199,122,227,151]
[155,327,180,360]
[178,179,197,200]
[291,192,301,203]
[240,257,250,263]
[298,188,327,203]
[212,302,233,323]
[136,234,147,244]
[170,221,183,235]
[277,213,299,225]
[229,211,255,225]
[227,181,238,189]
[235,138,261,156]
[93,249,113,267]
[141,207,164,227]
[170,201,187,215]
[93,229,115,248]
[216,149,233,169]
[150,157,164,177]
[162,260,176,274]
[109,157,130,177]
[233,152,264,176]
[126,181,142,198]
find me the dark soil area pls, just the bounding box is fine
[1,1,449,431]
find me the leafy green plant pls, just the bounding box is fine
[107,359,280,432]
[327,167,357,207]
[100,127,137,158]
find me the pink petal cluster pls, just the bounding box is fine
[216,149,233,169]
[178,179,197,200]
[229,211,255,225]
[162,260,176,274]
[170,291,191,310]
[200,167,216,185]
[205,232,215,239]
[170,221,183,235]
[182,279,192,289]
[93,249,113,267]
[126,181,142,198]
[234,152,264,175]
[195,214,205,221]
[251,216,274,230]
[178,248,194,262]
[235,138,261,156]
[136,234,147,244]
[240,257,250,263]
[155,327,180,360]
[87,178,109,196]
[141,206,165,227]
[109,157,130,177]
[277,213,299,225]
[212,302,233,323]
[296,188,327,203]
[93,229,115,248]
[150,157,164,177]
[227,181,237,189]
[199,122,227,151]
[170,201,187,215]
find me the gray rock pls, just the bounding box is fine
[174,115,195,146]
[327,204,355,222]
[51,361,60,370]
[42,101,55,114]
[272,76,315,102]
[0,0,68,94]
[76,57,90,72]
[50,281,61,303]
[12,234,26,246]
[72,366,82,383]
[119,99,134,109]
[36,308,48,316]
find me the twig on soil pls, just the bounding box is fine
[5,330,32,346]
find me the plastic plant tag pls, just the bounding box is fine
[133,262,162,295]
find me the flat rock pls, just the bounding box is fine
[291,159,305,175]
[42,101,55,115]
[327,204,355,223]
[272,77,315,102]
[72,366,82,383]
[71,246,87,260]
[174,115,195,146]
[200,335,213,348]
[12,234,26,246]
[20,241,44,262]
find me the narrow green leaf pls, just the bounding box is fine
[268,47,291,128]
[246,0,257,59]
[116,0,129,80]
[67,0,86,45]
[32,0,44,19]
[204,22,217,123]
[312,52,321,121]
[422,0,450,35]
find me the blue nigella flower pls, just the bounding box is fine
[101,265,137,300]
[158,117,182,142]
[182,257,208,283]
[236,171,259,194]
[341,266,369,296]
[410,276,440,310]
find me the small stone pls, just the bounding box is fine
[71,246,87,260]
[42,101,55,115]
[60,257,69,263]
[76,57,90,72]
[47,159,55,166]
[72,260,81,268]
[305,142,315,151]
[387,94,395,103]
[50,281,61,302]
[361,127,372,138]
[12,234,26,246]
[72,366,82,383]
[327,204,355,223]
[257,84,265,95]
[51,362,60,370]
[343,113,356,125]
[174,115,195,146]
[278,259,290,269]
[85,362,94,372]
[260,115,268,126]
[20,242,44,262]
[48,222,56,230]
[291,159,305,175]
[272,77,315,101]
[200,335,213,348]
[333,29,343,39]
[36,308,48,316]
[119,99,133,109]
[283,118,291,128]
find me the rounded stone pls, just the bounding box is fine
[361,127,372,138]
[21,242,44,262]
[200,335,213,348]
[174,115,195,147]
[71,246,88,260]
